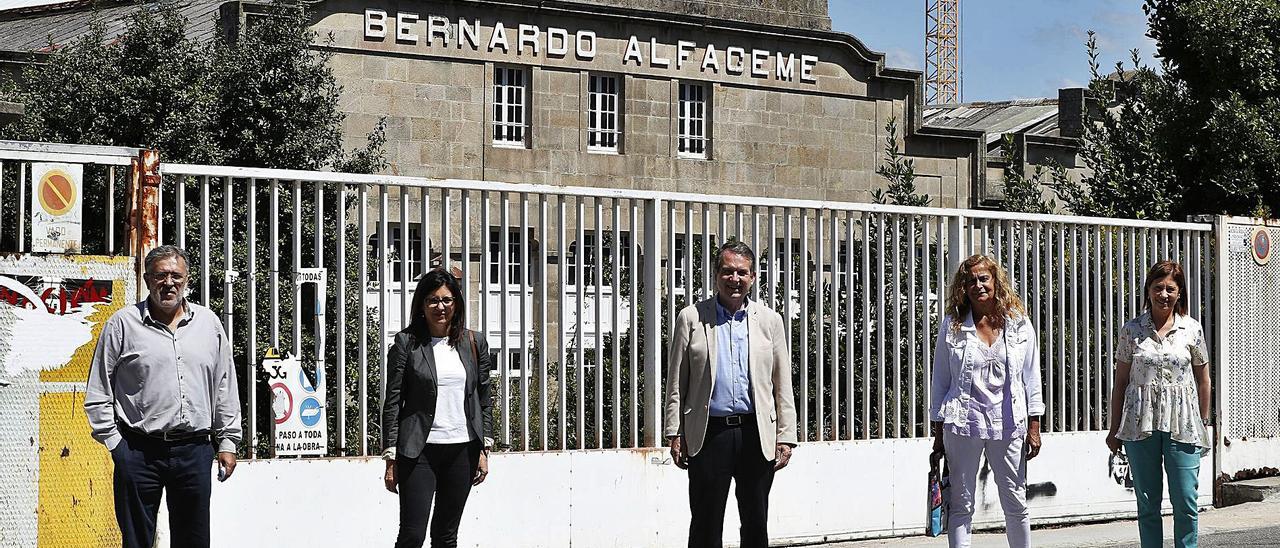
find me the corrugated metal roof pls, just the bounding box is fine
[0,0,224,52]
[923,99,1061,145]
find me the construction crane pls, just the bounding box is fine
[925,0,961,105]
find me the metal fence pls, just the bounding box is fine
[0,141,1216,459]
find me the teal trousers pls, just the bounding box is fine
[1123,431,1201,548]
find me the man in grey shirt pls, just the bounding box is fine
[85,245,241,548]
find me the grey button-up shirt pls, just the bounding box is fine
[85,300,242,453]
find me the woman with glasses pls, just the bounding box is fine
[929,254,1044,548]
[381,268,494,548]
[1106,261,1211,548]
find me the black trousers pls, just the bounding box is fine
[395,441,481,548]
[111,430,214,548]
[687,420,776,548]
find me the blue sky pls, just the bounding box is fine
[830,0,1158,102]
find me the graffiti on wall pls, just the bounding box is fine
[0,255,133,547]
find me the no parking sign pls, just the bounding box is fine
[261,348,327,457]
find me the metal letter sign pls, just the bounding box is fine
[30,163,83,253]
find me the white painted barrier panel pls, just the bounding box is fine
[196,432,1211,547]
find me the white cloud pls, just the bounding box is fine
[884,46,921,71]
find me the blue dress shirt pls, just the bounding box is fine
[709,299,754,416]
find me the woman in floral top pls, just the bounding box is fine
[1106,260,1212,548]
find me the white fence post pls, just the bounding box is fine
[642,197,664,447]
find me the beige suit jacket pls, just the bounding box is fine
[663,297,798,461]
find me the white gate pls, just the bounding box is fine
[1215,216,1280,480]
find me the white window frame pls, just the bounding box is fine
[370,224,427,283]
[487,226,536,287]
[588,74,621,153]
[677,81,709,159]
[493,66,528,147]
[568,230,633,289]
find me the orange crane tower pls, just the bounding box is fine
[925,0,961,105]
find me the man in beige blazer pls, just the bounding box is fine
[664,240,798,548]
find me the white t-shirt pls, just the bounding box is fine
[427,337,473,444]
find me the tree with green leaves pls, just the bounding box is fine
[1055,0,1280,220]
[1,1,387,457]
[873,117,930,208]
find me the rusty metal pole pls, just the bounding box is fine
[127,149,161,301]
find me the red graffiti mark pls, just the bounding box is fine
[0,286,33,309]
[0,278,113,314]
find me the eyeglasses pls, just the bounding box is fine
[146,272,187,284]
[426,297,455,308]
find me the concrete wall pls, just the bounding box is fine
[186,431,1211,547]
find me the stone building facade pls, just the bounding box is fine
[310,0,982,208]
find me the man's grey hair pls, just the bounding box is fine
[144,245,191,273]
[715,240,756,271]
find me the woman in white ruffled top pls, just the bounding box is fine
[1106,260,1212,548]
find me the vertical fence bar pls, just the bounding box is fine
[520,193,531,450]
[480,190,491,373]
[845,213,856,440]
[107,167,115,253]
[420,187,429,278]
[358,184,369,455]
[558,196,569,450]
[865,212,875,437]
[702,204,711,300]
[575,197,585,448]
[1093,228,1103,429]
[246,178,258,457]
[800,208,810,441]
[891,214,902,438]
[337,183,348,453]
[686,202,695,303]
[294,181,303,358]
[1069,225,1079,430]
[539,194,549,450]
[921,216,933,439]
[767,208,777,308]
[642,197,663,447]
[378,185,389,403]
[499,192,511,447]
[629,198,640,447]
[399,185,409,340]
[828,211,840,441]
[876,213,886,438]
[16,163,24,252]
[751,206,761,302]
[443,190,453,272]
[459,190,469,316]
[1104,226,1114,428]
[1056,224,1066,431]
[1031,222,1041,421]
[611,198,622,448]
[269,180,281,349]
[217,176,234,458]
[908,215,917,437]
[1080,225,1090,429]
[176,177,186,249]
[813,209,825,441]
[594,198,605,449]
[200,177,211,304]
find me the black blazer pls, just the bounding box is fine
[381,327,493,460]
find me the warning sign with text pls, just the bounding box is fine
[29,163,83,254]
[261,351,327,457]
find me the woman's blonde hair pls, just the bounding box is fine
[945,254,1026,331]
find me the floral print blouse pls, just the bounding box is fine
[1114,312,1211,449]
